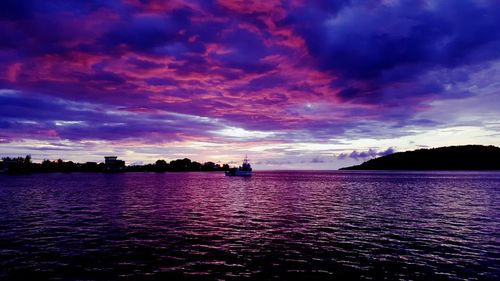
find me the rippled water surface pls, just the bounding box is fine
[0,171,499,280]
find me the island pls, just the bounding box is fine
[340,145,500,170]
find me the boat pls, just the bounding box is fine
[225,156,252,176]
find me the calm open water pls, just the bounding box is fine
[0,171,498,280]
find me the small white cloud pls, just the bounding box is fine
[215,126,274,139]
[54,120,84,126]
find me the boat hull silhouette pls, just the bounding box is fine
[225,169,252,176]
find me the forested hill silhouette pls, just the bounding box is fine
[340,145,500,170]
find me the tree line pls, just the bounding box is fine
[0,156,230,174]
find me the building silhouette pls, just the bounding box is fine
[104,156,125,172]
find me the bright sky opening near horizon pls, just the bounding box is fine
[1,0,500,169]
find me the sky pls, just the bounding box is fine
[1,0,500,169]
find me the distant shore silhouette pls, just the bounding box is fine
[0,156,230,174]
[340,145,500,170]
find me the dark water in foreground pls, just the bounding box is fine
[0,171,498,280]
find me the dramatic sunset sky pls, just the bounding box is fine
[1,0,499,169]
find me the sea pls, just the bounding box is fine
[0,171,498,280]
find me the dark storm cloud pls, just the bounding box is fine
[287,0,500,103]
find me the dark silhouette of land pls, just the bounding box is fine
[340,145,500,170]
[0,156,230,174]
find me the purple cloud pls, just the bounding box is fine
[338,147,396,161]
[0,0,498,165]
